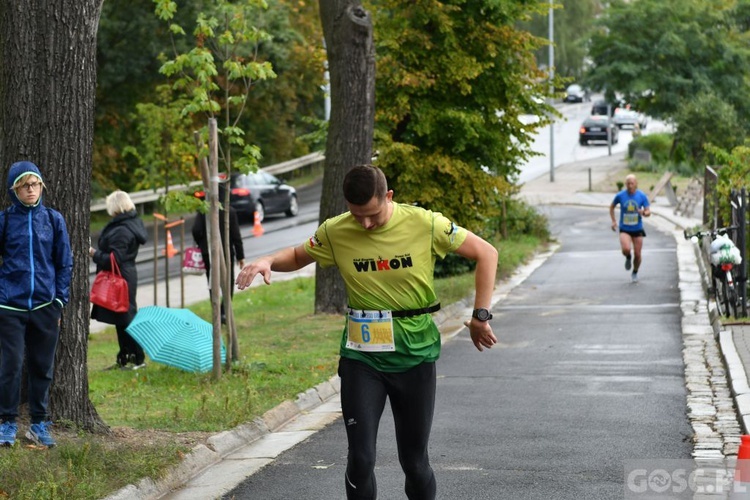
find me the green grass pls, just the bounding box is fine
[1,234,546,499]
[0,437,186,500]
[88,278,342,432]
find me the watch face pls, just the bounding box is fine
[474,308,491,321]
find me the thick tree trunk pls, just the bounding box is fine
[316,0,375,314]
[0,0,107,432]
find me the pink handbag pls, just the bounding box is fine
[182,246,206,275]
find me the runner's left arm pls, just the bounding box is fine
[455,232,498,352]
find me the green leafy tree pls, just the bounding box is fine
[122,85,200,194]
[705,143,750,227]
[673,91,744,167]
[585,0,750,122]
[519,0,603,81]
[234,0,327,166]
[155,0,275,177]
[371,0,556,233]
[153,0,279,367]
[586,0,750,169]
[94,0,199,196]
[95,0,324,190]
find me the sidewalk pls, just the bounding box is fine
[104,152,749,499]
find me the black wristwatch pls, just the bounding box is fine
[472,308,493,322]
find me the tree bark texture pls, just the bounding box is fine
[0,0,107,431]
[315,0,375,314]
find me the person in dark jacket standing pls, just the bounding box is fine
[191,188,245,322]
[89,190,148,369]
[0,161,73,448]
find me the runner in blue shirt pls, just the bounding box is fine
[610,174,651,283]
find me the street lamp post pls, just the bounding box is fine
[548,0,555,182]
[607,103,612,156]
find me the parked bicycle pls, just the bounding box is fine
[684,226,743,318]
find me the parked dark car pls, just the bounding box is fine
[196,171,298,222]
[229,171,298,222]
[579,115,619,145]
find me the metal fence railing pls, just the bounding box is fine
[704,166,719,227]
[729,188,748,318]
[90,151,325,213]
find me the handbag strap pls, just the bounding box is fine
[109,252,122,277]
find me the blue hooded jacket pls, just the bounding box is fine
[0,161,73,310]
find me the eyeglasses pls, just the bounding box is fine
[18,181,41,191]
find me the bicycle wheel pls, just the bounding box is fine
[714,275,731,317]
[727,284,738,318]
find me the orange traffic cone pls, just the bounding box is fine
[163,229,178,257]
[732,435,750,497]
[253,211,264,237]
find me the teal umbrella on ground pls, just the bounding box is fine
[126,305,225,373]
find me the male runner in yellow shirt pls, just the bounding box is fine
[236,164,498,500]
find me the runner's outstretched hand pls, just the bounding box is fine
[236,258,273,289]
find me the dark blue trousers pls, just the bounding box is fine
[0,304,61,423]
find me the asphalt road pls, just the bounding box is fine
[221,205,693,499]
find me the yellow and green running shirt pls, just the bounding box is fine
[304,202,467,372]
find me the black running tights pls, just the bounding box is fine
[338,357,437,500]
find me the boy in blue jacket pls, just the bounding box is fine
[0,161,73,447]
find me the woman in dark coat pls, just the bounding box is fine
[89,190,148,369]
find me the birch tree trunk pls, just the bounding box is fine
[316,0,375,314]
[0,0,107,431]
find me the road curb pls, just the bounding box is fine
[720,329,750,432]
[679,222,749,437]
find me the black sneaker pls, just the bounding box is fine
[625,256,632,271]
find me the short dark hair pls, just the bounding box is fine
[343,165,388,205]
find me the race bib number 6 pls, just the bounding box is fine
[346,310,396,352]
